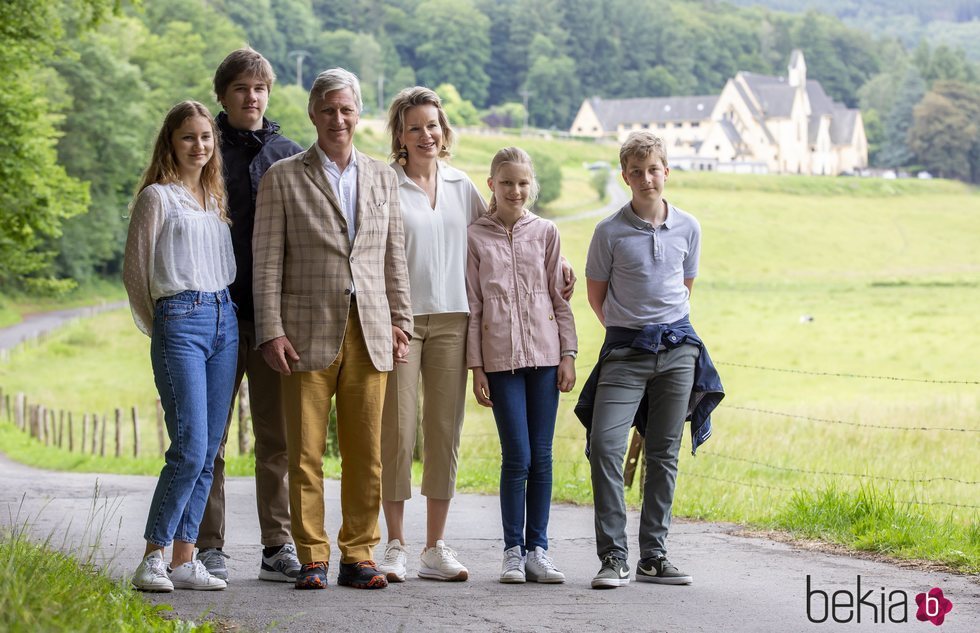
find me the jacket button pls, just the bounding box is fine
[344,288,352,295]
[484,324,489,330]
[549,315,554,320]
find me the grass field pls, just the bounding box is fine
[1,139,977,573]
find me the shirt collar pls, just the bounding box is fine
[315,144,358,171]
[392,160,461,188]
[623,199,673,230]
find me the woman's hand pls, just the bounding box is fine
[472,367,493,407]
[557,356,576,393]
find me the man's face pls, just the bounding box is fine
[219,73,269,131]
[622,154,669,202]
[309,87,359,157]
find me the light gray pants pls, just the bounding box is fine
[589,344,698,560]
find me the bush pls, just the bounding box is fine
[529,152,561,211]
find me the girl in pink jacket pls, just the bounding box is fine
[465,147,577,584]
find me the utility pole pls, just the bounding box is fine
[519,88,533,134]
[288,50,312,88]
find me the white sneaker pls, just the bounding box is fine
[525,546,565,584]
[499,546,526,584]
[378,539,408,583]
[418,539,468,581]
[132,550,173,592]
[169,557,227,591]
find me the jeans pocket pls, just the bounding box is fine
[162,300,198,321]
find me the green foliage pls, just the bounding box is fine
[434,84,481,128]
[0,525,213,631]
[590,167,610,201]
[528,152,561,210]
[909,81,980,182]
[413,0,491,105]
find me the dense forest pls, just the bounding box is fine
[2,0,979,293]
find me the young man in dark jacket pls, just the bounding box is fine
[196,48,304,583]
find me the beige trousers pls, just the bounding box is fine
[380,312,468,501]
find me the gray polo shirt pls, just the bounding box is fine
[585,200,700,328]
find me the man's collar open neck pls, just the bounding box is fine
[317,142,356,171]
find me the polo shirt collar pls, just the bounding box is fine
[623,198,674,229]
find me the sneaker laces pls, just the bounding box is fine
[600,553,624,570]
[532,550,557,571]
[382,543,406,565]
[503,549,524,573]
[190,559,213,581]
[356,560,379,570]
[199,549,229,564]
[433,543,459,564]
[145,554,169,577]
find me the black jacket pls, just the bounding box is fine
[217,112,303,322]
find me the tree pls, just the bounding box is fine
[524,35,580,129]
[434,84,481,127]
[412,0,491,106]
[878,68,925,167]
[0,0,116,291]
[908,92,975,180]
[529,152,561,212]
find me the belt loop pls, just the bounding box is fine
[196,290,202,305]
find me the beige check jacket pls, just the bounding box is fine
[252,146,413,372]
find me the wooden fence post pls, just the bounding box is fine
[0,386,4,420]
[4,392,10,423]
[100,413,107,456]
[28,405,38,440]
[58,410,65,448]
[114,408,122,458]
[237,379,251,455]
[15,394,25,431]
[68,412,74,452]
[131,406,140,458]
[156,399,166,455]
[81,414,88,454]
[92,412,100,455]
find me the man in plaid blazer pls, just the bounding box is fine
[252,67,413,590]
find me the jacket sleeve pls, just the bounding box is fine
[465,229,485,369]
[546,221,577,353]
[122,187,163,337]
[383,167,414,335]
[252,164,287,346]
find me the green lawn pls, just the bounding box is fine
[1,150,978,573]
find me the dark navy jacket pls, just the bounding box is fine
[217,112,303,323]
[574,316,724,455]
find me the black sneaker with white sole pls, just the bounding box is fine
[591,554,630,589]
[636,555,693,585]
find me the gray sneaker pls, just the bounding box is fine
[259,543,302,582]
[591,554,630,589]
[636,555,693,585]
[197,547,229,581]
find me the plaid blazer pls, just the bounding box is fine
[252,146,413,372]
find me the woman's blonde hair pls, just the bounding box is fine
[386,86,454,162]
[137,101,228,221]
[487,146,538,215]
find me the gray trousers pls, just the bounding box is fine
[589,344,698,560]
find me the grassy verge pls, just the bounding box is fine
[0,525,212,632]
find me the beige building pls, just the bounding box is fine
[569,50,867,175]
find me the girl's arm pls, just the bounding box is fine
[122,187,163,337]
[545,223,578,392]
[465,232,491,406]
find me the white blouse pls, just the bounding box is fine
[122,182,236,336]
[392,162,488,316]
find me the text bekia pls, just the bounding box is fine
[806,575,908,624]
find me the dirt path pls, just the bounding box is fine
[0,302,127,351]
[2,454,977,632]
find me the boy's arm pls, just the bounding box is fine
[587,278,608,327]
[685,277,695,297]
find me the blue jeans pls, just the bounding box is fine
[144,289,238,547]
[486,366,559,552]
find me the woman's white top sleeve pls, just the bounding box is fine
[122,183,236,336]
[393,161,488,316]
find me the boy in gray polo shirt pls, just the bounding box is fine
[584,131,701,589]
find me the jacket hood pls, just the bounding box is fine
[474,209,541,232]
[216,111,282,146]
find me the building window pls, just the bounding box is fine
[692,122,700,128]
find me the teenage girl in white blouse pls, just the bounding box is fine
[125,101,238,592]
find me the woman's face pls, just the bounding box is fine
[171,115,215,177]
[398,104,443,164]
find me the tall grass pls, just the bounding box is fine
[0,498,213,632]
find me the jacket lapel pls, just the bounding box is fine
[302,145,347,231]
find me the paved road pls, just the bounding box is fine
[0,302,127,351]
[2,454,976,633]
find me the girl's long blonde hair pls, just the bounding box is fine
[136,100,228,221]
[487,146,539,216]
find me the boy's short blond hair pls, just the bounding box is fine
[619,131,668,170]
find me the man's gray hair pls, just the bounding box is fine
[308,68,363,113]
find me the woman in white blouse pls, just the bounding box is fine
[124,101,238,593]
[377,88,575,583]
